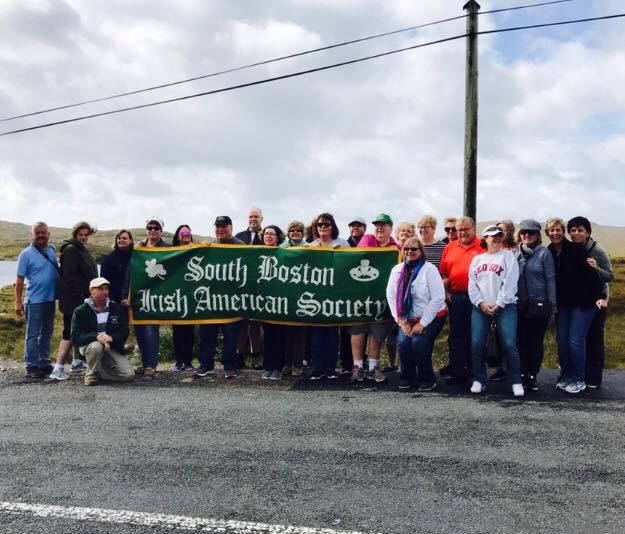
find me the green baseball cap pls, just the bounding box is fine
[372,213,393,225]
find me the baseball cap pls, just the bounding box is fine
[348,217,366,226]
[372,213,393,225]
[214,215,233,226]
[89,277,110,289]
[482,225,504,237]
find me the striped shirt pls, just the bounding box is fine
[423,240,447,269]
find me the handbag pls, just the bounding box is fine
[526,300,552,320]
[485,320,500,367]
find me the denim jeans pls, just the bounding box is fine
[556,306,596,383]
[172,325,195,366]
[585,307,607,386]
[198,322,241,372]
[448,292,473,378]
[263,323,286,372]
[24,301,55,369]
[471,304,521,384]
[397,315,445,386]
[134,325,160,369]
[309,326,339,373]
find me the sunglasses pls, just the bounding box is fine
[444,227,457,232]
[146,226,161,231]
[403,247,420,253]
[179,231,191,237]
[520,230,537,236]
[316,222,331,228]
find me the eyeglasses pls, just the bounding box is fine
[444,227,457,232]
[146,226,161,231]
[457,227,472,232]
[403,247,420,253]
[520,230,537,236]
[264,232,277,237]
[316,222,331,228]
[289,229,303,233]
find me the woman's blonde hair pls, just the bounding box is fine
[394,222,416,240]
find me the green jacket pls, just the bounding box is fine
[71,299,129,354]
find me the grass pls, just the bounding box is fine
[1,260,624,369]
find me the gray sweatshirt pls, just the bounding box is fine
[585,238,613,300]
[468,249,519,309]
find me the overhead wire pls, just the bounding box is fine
[2,10,622,138]
[0,0,574,123]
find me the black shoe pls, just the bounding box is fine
[445,375,466,386]
[489,368,507,382]
[326,370,338,380]
[586,383,601,390]
[418,382,437,392]
[398,380,412,390]
[527,375,539,391]
[26,367,45,379]
[193,366,214,378]
[309,370,327,381]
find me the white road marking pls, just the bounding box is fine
[0,501,381,534]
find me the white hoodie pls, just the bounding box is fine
[468,249,519,309]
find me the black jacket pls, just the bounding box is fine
[71,299,129,354]
[100,248,132,303]
[58,239,98,314]
[235,230,262,245]
[549,240,604,308]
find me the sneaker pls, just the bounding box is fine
[565,381,586,394]
[48,366,70,381]
[194,366,214,378]
[143,367,156,378]
[309,370,326,381]
[586,383,601,390]
[171,363,183,372]
[71,359,85,372]
[340,369,351,376]
[351,367,365,382]
[183,363,195,371]
[371,368,387,383]
[418,382,437,392]
[261,371,272,380]
[512,383,525,397]
[326,370,338,380]
[527,375,538,392]
[555,379,569,391]
[281,366,292,376]
[489,368,507,382]
[270,369,282,380]
[470,381,486,394]
[398,380,412,390]
[84,375,97,386]
[438,364,453,376]
[224,371,237,379]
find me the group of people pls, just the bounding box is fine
[15,208,612,396]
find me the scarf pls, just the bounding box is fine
[396,257,425,319]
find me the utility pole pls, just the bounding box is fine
[463,0,480,220]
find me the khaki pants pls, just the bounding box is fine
[82,341,135,382]
[236,320,263,355]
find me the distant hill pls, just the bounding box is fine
[0,219,623,258]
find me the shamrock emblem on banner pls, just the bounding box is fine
[145,258,167,280]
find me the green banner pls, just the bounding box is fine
[129,244,399,325]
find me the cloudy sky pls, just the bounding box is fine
[1,0,624,237]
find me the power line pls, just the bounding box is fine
[2,11,621,138]
[0,0,573,123]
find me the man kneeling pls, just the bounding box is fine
[71,277,135,386]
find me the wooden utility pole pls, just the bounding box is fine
[463,0,480,220]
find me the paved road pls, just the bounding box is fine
[1,368,624,533]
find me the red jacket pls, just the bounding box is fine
[439,237,483,292]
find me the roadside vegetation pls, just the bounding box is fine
[1,258,623,369]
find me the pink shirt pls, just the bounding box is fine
[357,234,401,250]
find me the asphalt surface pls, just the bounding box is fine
[1,366,624,534]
